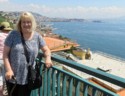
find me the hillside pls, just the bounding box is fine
[0,11,85,22]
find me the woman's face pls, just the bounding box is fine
[21,17,32,33]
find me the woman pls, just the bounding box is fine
[0,21,13,96]
[3,12,53,96]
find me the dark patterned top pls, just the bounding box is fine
[4,30,46,85]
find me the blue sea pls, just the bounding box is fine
[51,21,125,59]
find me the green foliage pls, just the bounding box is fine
[64,50,71,53]
[0,15,14,29]
[70,46,77,50]
[59,35,69,40]
[0,15,6,23]
[64,46,77,54]
[59,35,63,39]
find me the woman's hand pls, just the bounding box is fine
[45,58,53,68]
[41,46,53,68]
[5,70,14,80]
[3,45,14,80]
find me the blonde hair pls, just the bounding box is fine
[16,12,37,32]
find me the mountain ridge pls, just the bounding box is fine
[0,11,86,22]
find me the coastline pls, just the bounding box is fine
[53,21,125,59]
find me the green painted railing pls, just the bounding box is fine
[30,53,125,96]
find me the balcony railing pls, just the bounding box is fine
[30,52,125,96]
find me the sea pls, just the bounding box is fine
[51,20,125,59]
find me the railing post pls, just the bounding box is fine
[75,80,80,96]
[57,71,61,96]
[47,68,51,96]
[62,74,67,96]
[52,69,56,96]
[68,77,73,96]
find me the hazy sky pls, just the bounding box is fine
[0,0,125,19]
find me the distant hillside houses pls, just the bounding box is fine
[0,11,102,31]
[0,11,87,22]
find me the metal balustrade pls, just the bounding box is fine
[30,53,125,96]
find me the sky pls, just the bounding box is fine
[0,0,125,19]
